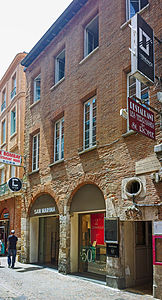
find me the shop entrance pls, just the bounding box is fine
[135,221,153,290]
[79,212,106,277]
[38,216,59,267]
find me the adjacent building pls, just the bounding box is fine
[0,52,26,255]
[21,0,161,298]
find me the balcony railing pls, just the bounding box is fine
[0,183,9,196]
[1,100,6,112]
[11,87,16,100]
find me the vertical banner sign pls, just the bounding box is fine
[128,97,155,140]
[91,213,104,245]
[131,14,154,85]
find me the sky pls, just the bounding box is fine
[0,0,72,80]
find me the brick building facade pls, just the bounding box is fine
[0,52,26,254]
[21,0,161,298]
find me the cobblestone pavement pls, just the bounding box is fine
[0,257,158,300]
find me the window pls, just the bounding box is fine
[55,50,65,84]
[10,165,16,178]
[84,97,97,150]
[127,73,149,130]
[1,89,6,112]
[0,168,5,184]
[33,74,41,102]
[54,118,64,162]
[126,0,148,20]
[32,133,40,171]
[2,119,6,144]
[84,15,99,57]
[11,107,16,135]
[11,74,16,99]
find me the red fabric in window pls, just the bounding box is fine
[91,213,104,245]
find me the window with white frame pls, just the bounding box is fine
[2,119,6,144]
[11,74,16,99]
[0,168,5,184]
[11,107,16,135]
[54,118,64,162]
[33,74,41,102]
[126,0,148,20]
[10,165,16,178]
[32,133,40,171]
[127,73,149,130]
[1,89,6,112]
[84,15,99,57]
[55,50,65,84]
[84,97,97,150]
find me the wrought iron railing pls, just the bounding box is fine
[0,183,9,196]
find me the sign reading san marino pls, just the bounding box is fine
[0,150,21,166]
[34,207,56,215]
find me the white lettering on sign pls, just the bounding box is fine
[0,150,21,166]
[34,207,56,215]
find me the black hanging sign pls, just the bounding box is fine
[8,177,22,192]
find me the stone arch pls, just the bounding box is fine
[68,181,106,213]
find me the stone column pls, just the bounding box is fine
[58,206,71,274]
[21,216,30,263]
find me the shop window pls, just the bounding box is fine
[84,15,99,57]
[33,74,41,103]
[32,133,40,171]
[126,0,149,20]
[54,117,64,162]
[127,73,149,131]
[1,119,6,144]
[84,97,97,150]
[11,107,16,136]
[1,89,6,112]
[11,73,16,100]
[55,49,65,84]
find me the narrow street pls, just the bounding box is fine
[0,257,157,300]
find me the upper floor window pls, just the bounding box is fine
[10,165,16,178]
[54,117,64,162]
[55,50,65,84]
[33,74,41,103]
[84,15,99,57]
[126,0,148,20]
[2,119,6,144]
[84,97,97,150]
[32,133,40,171]
[0,168,5,184]
[11,107,16,136]
[1,89,6,112]
[11,74,16,100]
[127,73,149,130]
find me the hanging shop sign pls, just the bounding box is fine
[91,213,105,245]
[8,177,22,192]
[128,97,155,140]
[104,217,119,244]
[0,150,21,166]
[1,208,9,220]
[130,14,154,85]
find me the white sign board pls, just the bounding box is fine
[0,150,21,166]
[154,221,162,235]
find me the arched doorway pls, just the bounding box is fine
[29,194,59,268]
[70,184,106,280]
[0,208,10,255]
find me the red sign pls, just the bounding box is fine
[0,150,21,166]
[128,97,155,140]
[91,213,104,245]
[1,208,9,220]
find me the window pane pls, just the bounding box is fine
[34,75,41,102]
[84,98,97,150]
[85,16,99,57]
[32,134,39,171]
[54,118,64,161]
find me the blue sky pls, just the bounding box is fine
[0,0,72,80]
